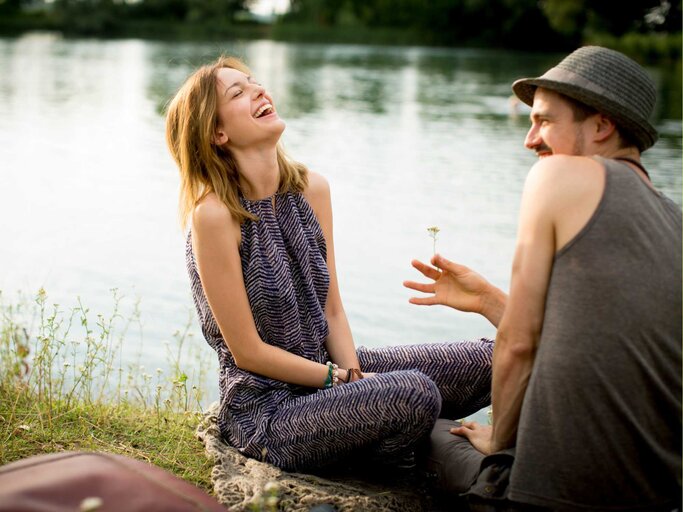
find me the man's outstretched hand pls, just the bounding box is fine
[403,254,506,327]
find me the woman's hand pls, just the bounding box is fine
[340,369,375,383]
[450,421,493,456]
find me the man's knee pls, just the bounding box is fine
[426,418,485,496]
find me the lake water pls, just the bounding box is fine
[1,33,681,407]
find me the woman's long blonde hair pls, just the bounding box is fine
[165,56,308,229]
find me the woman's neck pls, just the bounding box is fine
[233,146,280,200]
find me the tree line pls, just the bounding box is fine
[282,0,681,51]
[0,0,680,60]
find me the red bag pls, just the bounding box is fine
[0,451,227,511]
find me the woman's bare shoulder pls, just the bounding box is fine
[192,193,239,238]
[302,171,330,209]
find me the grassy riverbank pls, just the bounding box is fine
[0,289,213,492]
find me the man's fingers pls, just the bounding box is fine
[433,253,466,275]
[450,426,472,439]
[450,420,479,435]
[403,280,434,293]
[411,259,441,280]
[408,296,437,306]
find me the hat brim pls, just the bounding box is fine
[512,77,658,152]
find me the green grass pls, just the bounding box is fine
[0,289,215,492]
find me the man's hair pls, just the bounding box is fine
[561,92,639,150]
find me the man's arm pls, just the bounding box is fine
[489,159,558,451]
[453,158,560,454]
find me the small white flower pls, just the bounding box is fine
[263,481,280,494]
[79,496,103,511]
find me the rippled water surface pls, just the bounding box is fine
[1,34,681,402]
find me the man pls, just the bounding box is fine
[405,46,682,511]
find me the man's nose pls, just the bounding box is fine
[524,124,540,149]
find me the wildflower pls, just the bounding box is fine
[79,496,103,511]
[263,481,280,494]
[427,226,440,255]
[266,496,279,508]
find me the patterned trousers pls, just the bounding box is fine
[262,339,494,471]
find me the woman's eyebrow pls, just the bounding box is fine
[223,76,256,95]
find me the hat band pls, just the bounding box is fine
[539,67,618,106]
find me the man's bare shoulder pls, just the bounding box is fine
[529,155,603,179]
[523,155,606,248]
[526,155,604,199]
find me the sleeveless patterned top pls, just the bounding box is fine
[186,192,330,457]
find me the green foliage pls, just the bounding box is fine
[282,0,567,49]
[586,30,682,63]
[0,0,680,62]
[540,0,682,46]
[276,0,682,60]
[0,0,24,15]
[0,289,214,491]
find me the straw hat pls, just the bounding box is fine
[512,46,658,151]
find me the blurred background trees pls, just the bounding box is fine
[0,0,680,62]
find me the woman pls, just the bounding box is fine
[165,56,493,472]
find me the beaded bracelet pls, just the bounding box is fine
[323,361,339,389]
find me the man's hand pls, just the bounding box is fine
[403,254,507,327]
[450,421,493,456]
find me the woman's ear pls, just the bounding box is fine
[593,114,616,143]
[213,128,228,146]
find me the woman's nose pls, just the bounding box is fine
[252,83,265,98]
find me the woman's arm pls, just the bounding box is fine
[192,193,332,388]
[304,173,361,376]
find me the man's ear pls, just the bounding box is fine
[593,114,617,143]
[213,127,228,146]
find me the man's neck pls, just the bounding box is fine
[599,147,642,162]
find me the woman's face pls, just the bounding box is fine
[213,67,285,149]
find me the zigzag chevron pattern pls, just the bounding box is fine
[186,192,493,471]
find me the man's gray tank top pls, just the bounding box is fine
[507,158,682,511]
